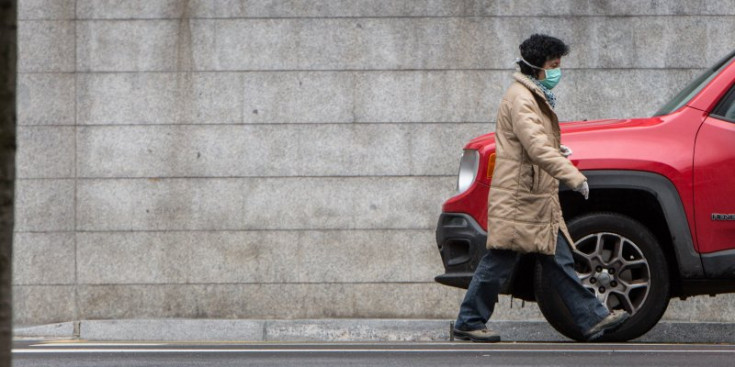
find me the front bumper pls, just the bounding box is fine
[434,212,488,289]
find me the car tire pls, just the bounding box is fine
[534,212,670,342]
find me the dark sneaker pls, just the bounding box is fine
[584,310,630,341]
[453,328,501,343]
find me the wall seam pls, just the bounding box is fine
[73,0,80,324]
[49,14,735,21]
[19,68,707,74]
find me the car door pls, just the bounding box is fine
[693,84,735,255]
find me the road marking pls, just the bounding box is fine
[23,341,728,348]
[12,348,735,354]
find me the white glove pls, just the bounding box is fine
[560,144,573,158]
[574,181,589,200]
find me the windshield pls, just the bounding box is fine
[654,51,735,116]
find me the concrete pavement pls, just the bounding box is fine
[13,319,735,343]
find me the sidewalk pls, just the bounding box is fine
[13,319,735,343]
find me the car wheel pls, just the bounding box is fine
[534,212,670,342]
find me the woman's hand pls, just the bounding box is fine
[560,144,573,158]
[574,181,589,200]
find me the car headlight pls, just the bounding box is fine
[457,149,479,194]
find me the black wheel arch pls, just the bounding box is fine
[559,170,702,298]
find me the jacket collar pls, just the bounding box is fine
[512,72,557,117]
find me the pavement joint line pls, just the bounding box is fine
[24,342,735,349]
[30,343,166,347]
[12,348,735,354]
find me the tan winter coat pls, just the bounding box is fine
[486,72,586,255]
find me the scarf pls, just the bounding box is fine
[527,76,557,109]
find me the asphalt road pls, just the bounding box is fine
[12,340,735,367]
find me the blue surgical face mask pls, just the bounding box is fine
[518,56,562,89]
[540,67,562,90]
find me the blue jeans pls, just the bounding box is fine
[455,233,609,333]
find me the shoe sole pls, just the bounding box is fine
[584,313,630,342]
[453,330,501,343]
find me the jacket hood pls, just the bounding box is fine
[512,72,543,96]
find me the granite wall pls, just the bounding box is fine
[14,0,735,325]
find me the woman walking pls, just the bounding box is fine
[453,34,629,342]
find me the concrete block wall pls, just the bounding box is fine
[13,0,735,325]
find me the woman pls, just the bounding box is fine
[453,34,628,342]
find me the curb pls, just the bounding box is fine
[13,319,735,343]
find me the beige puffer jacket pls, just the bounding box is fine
[486,72,586,255]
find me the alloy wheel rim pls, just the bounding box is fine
[572,232,650,315]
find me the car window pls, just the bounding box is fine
[711,84,735,123]
[654,51,735,116]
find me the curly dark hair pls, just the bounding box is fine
[517,34,570,77]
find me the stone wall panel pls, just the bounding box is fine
[76,123,488,177]
[15,0,735,326]
[76,177,454,231]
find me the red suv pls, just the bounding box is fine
[435,50,735,341]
